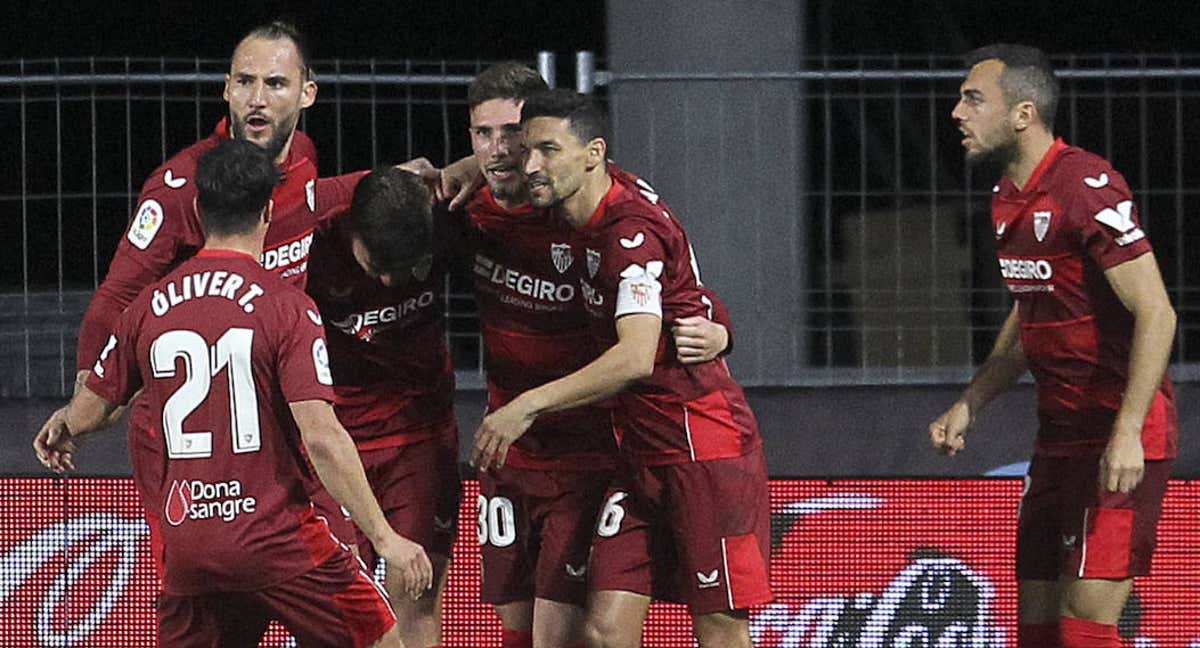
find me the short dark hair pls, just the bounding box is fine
[238,20,313,80]
[520,89,609,144]
[964,43,1059,130]
[467,62,549,109]
[343,167,433,275]
[195,139,278,236]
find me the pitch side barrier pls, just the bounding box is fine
[1,476,1196,646]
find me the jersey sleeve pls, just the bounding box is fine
[275,294,337,404]
[1069,165,1153,270]
[77,178,203,370]
[84,306,144,406]
[699,285,735,355]
[603,219,670,320]
[291,130,319,167]
[312,170,369,228]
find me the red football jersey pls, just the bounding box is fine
[465,188,617,470]
[306,218,455,449]
[86,250,344,595]
[77,118,361,371]
[992,138,1177,459]
[569,164,761,466]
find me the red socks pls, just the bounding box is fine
[501,627,534,648]
[1018,622,1059,647]
[1060,616,1120,647]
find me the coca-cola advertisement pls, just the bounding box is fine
[1,478,1196,647]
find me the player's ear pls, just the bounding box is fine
[223,74,232,103]
[262,199,274,225]
[300,78,317,110]
[1012,100,1036,132]
[586,137,607,169]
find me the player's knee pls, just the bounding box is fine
[583,618,635,648]
[366,624,404,648]
[389,591,437,624]
[692,610,751,648]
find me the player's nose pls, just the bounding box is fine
[951,99,967,122]
[522,151,540,176]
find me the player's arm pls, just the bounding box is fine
[1099,252,1176,493]
[439,155,484,210]
[34,384,121,473]
[674,286,733,363]
[929,302,1027,455]
[312,170,370,227]
[471,313,660,470]
[78,184,196,382]
[289,399,433,598]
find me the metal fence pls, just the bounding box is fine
[596,53,1200,384]
[2,54,1199,396]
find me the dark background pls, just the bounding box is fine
[4,0,1197,61]
[4,1,1197,478]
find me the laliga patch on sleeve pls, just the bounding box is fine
[127,199,165,250]
[311,338,333,385]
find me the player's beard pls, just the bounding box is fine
[965,132,1019,180]
[489,176,529,205]
[229,112,296,163]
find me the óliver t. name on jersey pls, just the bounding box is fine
[150,271,265,316]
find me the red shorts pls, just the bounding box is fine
[587,448,773,615]
[478,464,612,606]
[354,431,462,569]
[156,549,395,648]
[1017,454,1172,580]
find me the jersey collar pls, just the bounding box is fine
[1012,137,1068,194]
[581,176,624,230]
[196,248,258,262]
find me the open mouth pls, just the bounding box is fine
[486,165,519,181]
[245,114,271,132]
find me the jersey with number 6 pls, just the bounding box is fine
[86,249,343,595]
[992,138,1177,458]
[570,164,761,466]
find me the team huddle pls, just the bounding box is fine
[31,21,1176,648]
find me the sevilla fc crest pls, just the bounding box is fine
[1033,210,1052,242]
[550,243,573,274]
[587,248,601,278]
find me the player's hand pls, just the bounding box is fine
[928,400,971,456]
[33,406,79,473]
[394,157,441,205]
[440,156,484,211]
[375,534,433,600]
[672,316,729,364]
[1099,430,1145,493]
[471,401,536,471]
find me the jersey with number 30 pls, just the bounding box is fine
[570,165,761,466]
[87,249,343,595]
[992,138,1177,459]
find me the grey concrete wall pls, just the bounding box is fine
[7,384,1196,478]
[606,0,808,384]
